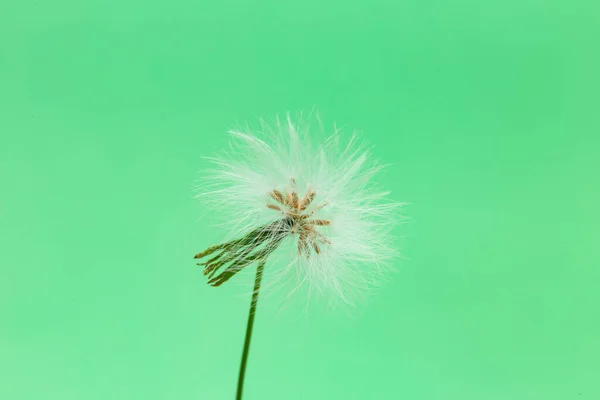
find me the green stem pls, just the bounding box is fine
[236,260,265,400]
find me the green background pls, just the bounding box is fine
[1,1,598,399]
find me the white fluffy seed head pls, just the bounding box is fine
[195,112,404,308]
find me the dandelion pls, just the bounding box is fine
[194,112,403,399]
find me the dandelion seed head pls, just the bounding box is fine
[195,111,404,307]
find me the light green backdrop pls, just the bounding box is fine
[1,1,598,399]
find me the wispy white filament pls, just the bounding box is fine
[196,112,404,307]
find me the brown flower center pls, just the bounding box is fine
[267,178,331,256]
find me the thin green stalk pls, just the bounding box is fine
[236,260,265,400]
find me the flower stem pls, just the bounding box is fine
[236,259,265,400]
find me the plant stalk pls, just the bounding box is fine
[235,260,265,400]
